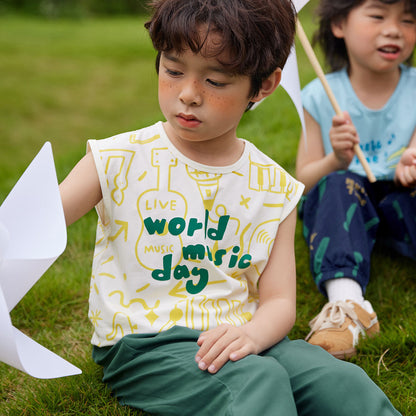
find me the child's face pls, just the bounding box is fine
[332,0,416,74]
[157,32,254,158]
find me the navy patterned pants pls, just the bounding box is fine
[299,171,416,296]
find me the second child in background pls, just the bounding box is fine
[296,0,416,359]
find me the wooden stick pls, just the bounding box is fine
[296,19,376,183]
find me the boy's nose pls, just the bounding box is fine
[179,80,202,106]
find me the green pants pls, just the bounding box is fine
[92,326,400,416]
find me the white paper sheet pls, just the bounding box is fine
[251,0,310,139]
[0,142,82,378]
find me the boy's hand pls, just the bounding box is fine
[195,324,258,374]
[330,111,359,169]
[395,147,416,187]
[194,210,298,375]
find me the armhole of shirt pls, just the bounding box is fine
[87,139,111,227]
[279,177,305,223]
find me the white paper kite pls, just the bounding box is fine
[0,142,81,378]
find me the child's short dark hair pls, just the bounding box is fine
[315,0,416,72]
[145,0,296,98]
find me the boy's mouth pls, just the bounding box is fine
[177,113,201,128]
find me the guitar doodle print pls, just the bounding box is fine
[135,147,188,271]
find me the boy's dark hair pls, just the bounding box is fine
[315,0,416,72]
[145,0,296,99]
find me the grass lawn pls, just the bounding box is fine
[0,3,415,415]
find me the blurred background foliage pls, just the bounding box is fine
[0,0,148,17]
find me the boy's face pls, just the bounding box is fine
[157,32,254,161]
[332,0,416,74]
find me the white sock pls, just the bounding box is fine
[325,278,364,305]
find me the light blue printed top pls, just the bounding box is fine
[301,65,416,180]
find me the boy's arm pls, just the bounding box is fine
[59,151,102,226]
[395,127,416,187]
[195,209,297,374]
[296,110,359,193]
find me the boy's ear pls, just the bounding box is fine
[251,68,282,103]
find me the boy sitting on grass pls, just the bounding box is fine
[59,0,401,414]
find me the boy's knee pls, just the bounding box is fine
[308,360,399,416]
[231,354,290,388]
[223,355,297,415]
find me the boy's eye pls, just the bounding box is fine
[207,78,227,87]
[165,68,182,77]
[370,14,383,20]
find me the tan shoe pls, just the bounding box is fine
[305,300,380,359]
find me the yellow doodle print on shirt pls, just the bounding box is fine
[248,156,298,201]
[106,312,138,341]
[108,290,160,310]
[249,158,280,192]
[89,309,103,327]
[129,133,160,145]
[160,304,184,331]
[240,194,251,209]
[90,274,99,295]
[108,290,160,326]
[108,219,128,242]
[208,204,241,244]
[100,149,135,206]
[186,166,222,211]
[248,219,279,256]
[136,148,188,270]
[213,298,252,327]
[160,294,252,331]
[93,220,109,259]
[106,283,161,334]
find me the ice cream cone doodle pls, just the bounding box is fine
[185,167,222,211]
